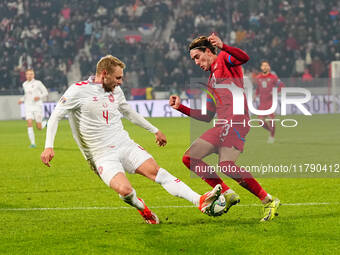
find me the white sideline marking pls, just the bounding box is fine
[0,202,339,211]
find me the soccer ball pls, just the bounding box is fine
[209,195,226,217]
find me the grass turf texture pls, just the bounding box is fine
[0,115,339,254]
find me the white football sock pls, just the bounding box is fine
[223,188,236,195]
[155,168,200,206]
[262,194,273,204]
[119,189,145,211]
[27,127,35,145]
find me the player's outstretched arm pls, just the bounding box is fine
[41,112,58,168]
[120,103,165,146]
[119,102,159,133]
[41,85,80,167]
[41,109,64,167]
[41,94,72,167]
[117,87,159,136]
[169,95,215,122]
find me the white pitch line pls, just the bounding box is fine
[0,202,339,211]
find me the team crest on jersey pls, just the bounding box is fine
[109,94,114,103]
[92,96,98,101]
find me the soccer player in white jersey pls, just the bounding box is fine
[40,55,222,224]
[18,69,48,148]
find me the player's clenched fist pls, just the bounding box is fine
[41,148,55,167]
[169,95,181,110]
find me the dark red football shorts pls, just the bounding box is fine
[200,124,250,152]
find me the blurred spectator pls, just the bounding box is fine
[60,4,71,20]
[295,56,305,75]
[311,56,325,78]
[302,69,314,82]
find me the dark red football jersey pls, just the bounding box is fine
[207,44,249,122]
[255,73,285,109]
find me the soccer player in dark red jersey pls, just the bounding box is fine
[254,61,285,144]
[169,34,280,221]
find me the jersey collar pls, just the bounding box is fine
[87,76,102,85]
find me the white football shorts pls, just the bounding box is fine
[25,106,43,122]
[88,140,152,186]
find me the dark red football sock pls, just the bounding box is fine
[262,121,271,132]
[182,155,230,193]
[219,161,268,200]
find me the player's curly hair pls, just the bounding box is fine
[96,55,126,75]
[189,36,217,55]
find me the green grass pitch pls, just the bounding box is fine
[0,115,339,254]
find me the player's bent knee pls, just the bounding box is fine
[117,184,133,197]
[136,158,160,181]
[108,174,133,196]
[146,164,161,181]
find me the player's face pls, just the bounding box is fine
[190,49,212,71]
[261,62,271,74]
[102,67,124,92]
[25,71,35,81]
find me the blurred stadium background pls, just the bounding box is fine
[0,0,340,120]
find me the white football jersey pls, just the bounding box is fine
[45,76,158,161]
[21,79,48,107]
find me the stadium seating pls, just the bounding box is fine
[1,0,340,97]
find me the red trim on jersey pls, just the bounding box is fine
[137,145,145,150]
[75,81,89,86]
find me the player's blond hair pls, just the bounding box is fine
[96,55,126,75]
[25,69,34,73]
[189,36,217,55]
